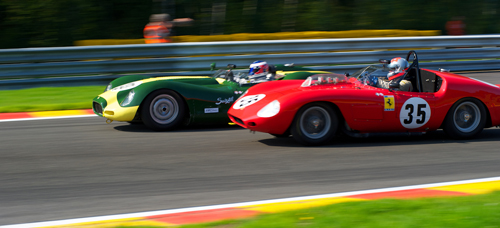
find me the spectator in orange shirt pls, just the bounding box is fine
[144,14,193,44]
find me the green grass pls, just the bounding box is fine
[116,191,500,228]
[0,86,105,113]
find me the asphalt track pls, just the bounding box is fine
[1,71,500,226]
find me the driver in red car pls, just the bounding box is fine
[365,57,413,92]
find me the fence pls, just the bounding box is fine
[1,35,499,89]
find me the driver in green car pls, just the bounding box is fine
[248,60,272,82]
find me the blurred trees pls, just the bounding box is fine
[0,0,499,48]
[0,0,152,48]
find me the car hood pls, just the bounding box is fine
[107,75,221,91]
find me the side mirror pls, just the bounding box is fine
[379,59,390,64]
[210,63,216,71]
[227,64,236,69]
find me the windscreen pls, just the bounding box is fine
[301,74,348,87]
[350,65,391,79]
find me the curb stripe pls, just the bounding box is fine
[428,180,500,194]
[29,110,94,118]
[0,109,95,122]
[3,178,500,228]
[0,113,32,120]
[147,208,261,225]
[38,217,146,228]
[348,188,471,200]
[238,197,365,213]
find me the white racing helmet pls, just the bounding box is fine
[248,60,272,83]
[249,61,269,76]
[387,57,409,77]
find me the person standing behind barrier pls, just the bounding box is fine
[144,14,193,44]
[144,14,171,43]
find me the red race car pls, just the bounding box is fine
[228,51,500,146]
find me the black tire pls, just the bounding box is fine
[443,98,486,139]
[290,103,338,146]
[141,89,186,131]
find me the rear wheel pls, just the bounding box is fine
[291,103,338,146]
[141,89,186,131]
[443,98,486,139]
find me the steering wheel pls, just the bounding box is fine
[225,70,234,82]
[405,50,419,72]
[358,71,375,86]
[404,50,421,91]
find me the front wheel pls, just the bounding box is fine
[290,103,338,146]
[141,89,186,131]
[443,98,486,139]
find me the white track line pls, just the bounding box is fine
[2,176,500,228]
[0,115,96,123]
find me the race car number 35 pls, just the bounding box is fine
[399,97,431,129]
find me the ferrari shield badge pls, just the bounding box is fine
[384,95,395,111]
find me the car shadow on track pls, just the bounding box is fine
[258,128,500,148]
[113,123,243,133]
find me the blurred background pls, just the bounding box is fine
[0,0,499,48]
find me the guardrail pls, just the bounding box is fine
[1,35,500,89]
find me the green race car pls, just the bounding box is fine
[92,63,328,131]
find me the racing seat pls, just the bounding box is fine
[419,70,438,93]
[403,69,439,93]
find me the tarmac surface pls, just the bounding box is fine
[1,71,499,226]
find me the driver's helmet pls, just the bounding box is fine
[248,61,269,77]
[387,57,409,77]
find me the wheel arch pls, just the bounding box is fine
[440,97,492,129]
[137,88,191,124]
[288,100,343,134]
[289,100,343,146]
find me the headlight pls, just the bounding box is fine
[104,83,112,92]
[121,90,135,106]
[111,81,143,92]
[257,100,280,118]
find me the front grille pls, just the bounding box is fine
[230,115,245,126]
[93,101,103,115]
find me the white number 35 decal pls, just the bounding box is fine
[399,97,431,129]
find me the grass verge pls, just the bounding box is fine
[115,191,500,228]
[0,86,104,113]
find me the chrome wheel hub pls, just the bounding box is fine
[453,101,480,133]
[150,95,179,124]
[300,106,331,139]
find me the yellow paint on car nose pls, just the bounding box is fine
[98,90,139,122]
